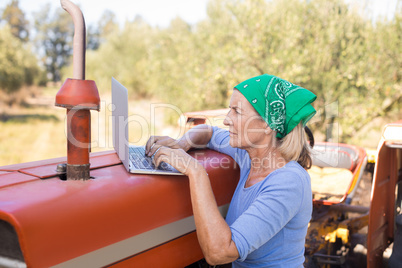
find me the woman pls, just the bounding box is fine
[145,74,317,267]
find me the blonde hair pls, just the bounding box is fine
[276,122,313,169]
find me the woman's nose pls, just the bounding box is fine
[223,112,232,126]
[223,117,229,126]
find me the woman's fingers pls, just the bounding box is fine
[152,146,167,168]
[145,136,180,156]
[148,143,164,157]
[145,136,160,154]
[152,147,168,168]
[153,147,200,175]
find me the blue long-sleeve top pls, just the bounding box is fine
[207,126,312,267]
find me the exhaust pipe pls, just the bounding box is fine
[55,0,100,180]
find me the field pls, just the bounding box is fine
[0,85,390,167]
[0,86,182,166]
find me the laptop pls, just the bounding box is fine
[111,77,183,175]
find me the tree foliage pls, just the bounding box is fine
[82,0,401,142]
[33,4,74,82]
[0,25,40,93]
[0,0,400,142]
[87,10,119,51]
[1,0,29,42]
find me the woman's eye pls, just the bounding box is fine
[228,107,241,115]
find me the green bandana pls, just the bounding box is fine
[235,74,317,138]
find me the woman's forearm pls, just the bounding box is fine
[178,124,213,151]
[187,165,239,265]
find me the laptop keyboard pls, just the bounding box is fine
[129,147,174,171]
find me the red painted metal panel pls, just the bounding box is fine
[19,152,121,179]
[367,121,402,267]
[110,232,203,268]
[0,156,68,172]
[0,172,38,188]
[0,149,239,267]
[367,143,393,265]
[0,150,115,172]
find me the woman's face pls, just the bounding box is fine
[223,90,271,149]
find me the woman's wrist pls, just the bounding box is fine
[177,136,191,152]
[185,160,207,177]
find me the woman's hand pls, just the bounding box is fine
[145,136,182,156]
[145,125,213,157]
[152,146,204,176]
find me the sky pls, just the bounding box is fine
[0,0,399,29]
[10,0,210,28]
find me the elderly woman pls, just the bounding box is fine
[145,74,316,267]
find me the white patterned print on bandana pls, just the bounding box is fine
[236,74,314,139]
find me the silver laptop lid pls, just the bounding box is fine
[111,77,129,170]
